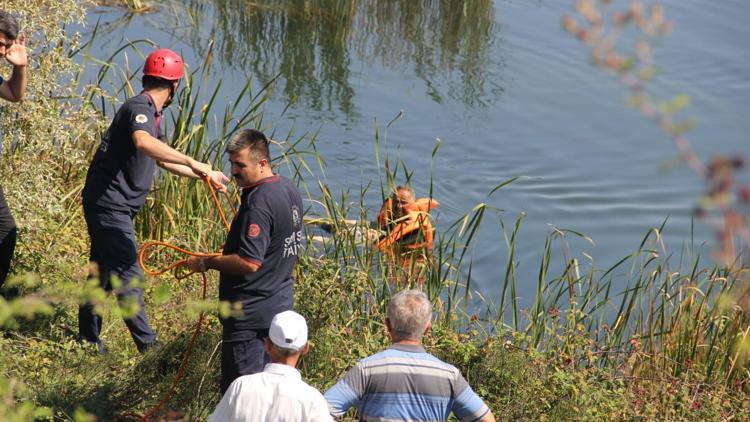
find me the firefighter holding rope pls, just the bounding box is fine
[78,48,228,354]
[186,129,304,394]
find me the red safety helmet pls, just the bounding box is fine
[143,48,184,81]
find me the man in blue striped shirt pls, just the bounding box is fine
[324,290,496,422]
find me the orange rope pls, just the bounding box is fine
[132,272,207,422]
[138,241,220,279]
[126,175,236,421]
[206,179,236,232]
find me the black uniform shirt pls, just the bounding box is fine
[219,174,304,338]
[82,92,162,215]
[0,76,4,155]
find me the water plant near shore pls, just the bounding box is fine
[0,0,748,420]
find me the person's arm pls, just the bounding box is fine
[324,363,366,419]
[0,37,28,102]
[376,197,393,228]
[207,379,240,422]
[451,372,495,422]
[377,221,408,251]
[126,100,228,188]
[187,253,258,274]
[309,391,335,422]
[187,193,272,274]
[418,213,434,250]
[157,161,229,192]
[376,214,424,251]
[157,161,199,178]
[413,198,440,212]
[479,411,496,422]
[133,130,211,175]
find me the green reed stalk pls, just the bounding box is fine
[79,36,750,393]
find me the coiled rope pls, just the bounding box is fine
[124,175,237,421]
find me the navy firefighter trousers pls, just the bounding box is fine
[78,205,157,351]
[0,186,17,299]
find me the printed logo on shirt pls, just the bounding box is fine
[247,223,261,238]
[283,230,303,258]
[134,114,149,124]
[98,132,111,153]
[291,205,301,228]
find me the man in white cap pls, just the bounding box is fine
[209,310,332,422]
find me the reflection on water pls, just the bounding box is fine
[84,0,750,304]
[165,0,497,114]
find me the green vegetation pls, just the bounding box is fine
[0,0,748,420]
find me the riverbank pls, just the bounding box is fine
[2,252,748,420]
[0,0,748,420]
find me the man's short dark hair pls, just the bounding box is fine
[141,75,173,91]
[226,128,270,162]
[0,11,19,40]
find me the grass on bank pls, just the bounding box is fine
[0,0,749,420]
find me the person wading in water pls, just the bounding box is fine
[376,185,439,285]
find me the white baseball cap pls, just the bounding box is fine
[269,310,308,352]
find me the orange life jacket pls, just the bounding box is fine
[376,197,439,252]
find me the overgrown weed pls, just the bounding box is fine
[0,0,747,420]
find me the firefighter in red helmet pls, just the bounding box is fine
[143,48,183,108]
[78,48,229,353]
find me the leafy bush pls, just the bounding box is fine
[0,0,747,420]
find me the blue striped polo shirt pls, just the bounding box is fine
[324,343,490,421]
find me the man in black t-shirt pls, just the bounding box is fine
[0,10,27,299]
[79,48,229,353]
[186,128,303,393]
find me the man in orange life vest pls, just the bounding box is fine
[376,186,439,281]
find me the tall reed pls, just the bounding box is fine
[73,34,750,414]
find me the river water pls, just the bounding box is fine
[85,0,749,308]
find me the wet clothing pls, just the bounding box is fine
[0,75,18,298]
[78,92,162,350]
[377,197,439,229]
[377,197,439,255]
[219,174,303,390]
[325,343,491,421]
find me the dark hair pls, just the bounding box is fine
[225,128,270,162]
[0,11,19,40]
[141,75,174,91]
